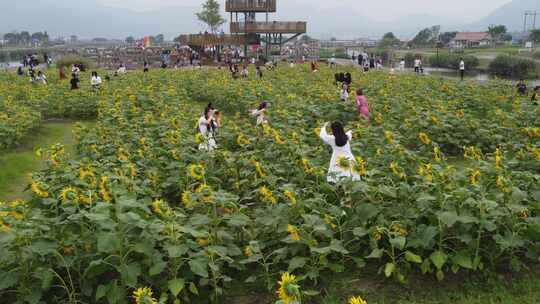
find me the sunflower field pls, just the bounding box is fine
[0,65,539,304]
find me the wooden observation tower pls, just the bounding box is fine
[226,0,307,58]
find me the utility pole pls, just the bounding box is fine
[524,10,538,32]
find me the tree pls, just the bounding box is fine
[439,32,458,45]
[488,24,507,42]
[530,29,540,44]
[196,0,225,33]
[501,33,512,42]
[125,36,135,44]
[4,33,18,45]
[154,34,165,44]
[20,31,31,45]
[378,32,400,48]
[410,26,440,47]
[300,35,314,42]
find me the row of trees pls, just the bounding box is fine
[2,31,50,46]
[379,25,540,49]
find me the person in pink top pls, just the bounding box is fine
[356,88,370,120]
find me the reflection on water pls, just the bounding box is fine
[425,68,540,87]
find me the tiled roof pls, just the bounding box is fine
[454,32,492,41]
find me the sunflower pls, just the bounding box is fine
[287,224,301,241]
[253,160,266,178]
[99,176,112,202]
[79,168,97,188]
[152,199,164,215]
[195,184,213,203]
[496,176,511,193]
[349,296,368,304]
[31,182,49,198]
[353,156,367,176]
[244,245,253,257]
[195,133,205,144]
[470,170,481,185]
[301,158,315,175]
[495,148,502,169]
[181,191,191,205]
[188,164,205,181]
[132,287,158,304]
[384,131,394,143]
[277,272,300,304]
[283,190,297,205]
[433,146,443,162]
[236,134,250,147]
[197,238,209,247]
[259,186,277,204]
[418,132,431,145]
[60,187,78,203]
[337,155,351,171]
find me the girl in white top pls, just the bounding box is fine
[91,71,102,89]
[319,122,361,183]
[340,84,349,101]
[198,107,218,151]
[399,59,405,71]
[71,65,80,75]
[117,64,127,74]
[36,71,47,85]
[250,101,268,125]
[241,66,249,78]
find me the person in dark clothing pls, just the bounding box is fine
[256,66,263,78]
[369,56,375,69]
[334,73,341,85]
[532,86,539,103]
[516,80,527,96]
[143,61,149,73]
[70,73,80,90]
[17,66,24,76]
[344,72,352,85]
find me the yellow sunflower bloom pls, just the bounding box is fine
[277,272,300,304]
[349,296,368,304]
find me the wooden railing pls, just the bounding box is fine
[177,34,247,46]
[230,22,307,34]
[226,0,276,12]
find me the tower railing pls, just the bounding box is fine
[226,0,276,12]
[230,21,307,34]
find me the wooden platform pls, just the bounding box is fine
[230,22,307,34]
[177,34,248,46]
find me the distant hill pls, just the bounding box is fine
[0,0,201,39]
[465,0,540,32]
[2,0,531,40]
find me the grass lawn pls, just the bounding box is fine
[0,121,92,201]
[228,267,540,303]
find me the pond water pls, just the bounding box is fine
[424,67,540,87]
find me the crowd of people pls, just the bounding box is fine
[10,51,538,184]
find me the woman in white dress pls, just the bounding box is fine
[198,108,218,151]
[319,122,361,183]
[91,71,102,89]
[340,84,349,101]
[250,101,268,126]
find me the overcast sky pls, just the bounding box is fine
[99,0,512,22]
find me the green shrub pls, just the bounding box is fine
[55,55,94,71]
[533,50,540,59]
[488,55,537,78]
[428,53,479,70]
[371,49,392,63]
